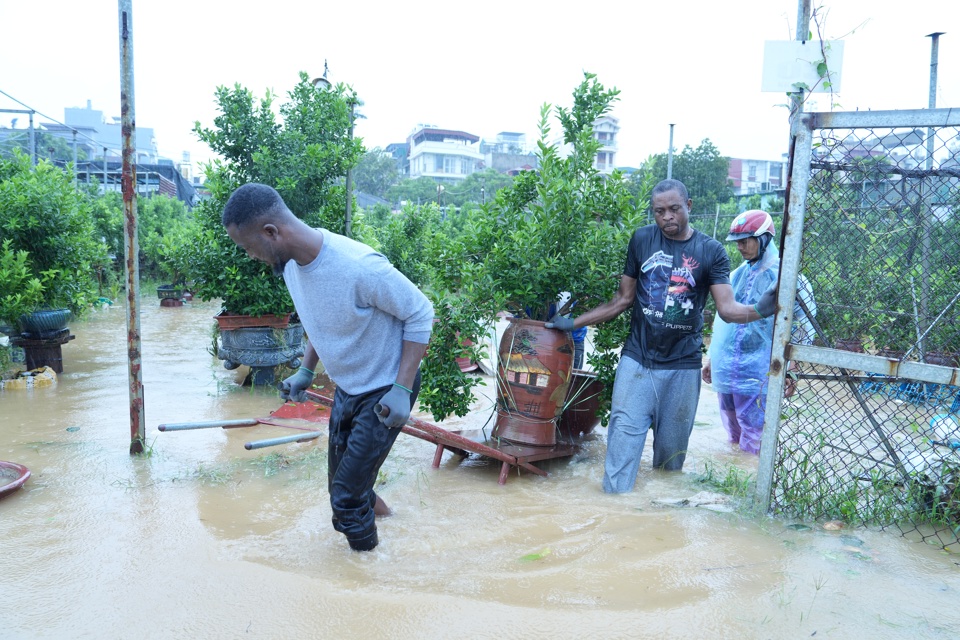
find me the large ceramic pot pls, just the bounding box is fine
[217,323,305,384]
[835,337,864,353]
[214,311,293,331]
[924,351,959,367]
[156,284,183,300]
[492,318,574,446]
[18,308,71,338]
[556,369,604,441]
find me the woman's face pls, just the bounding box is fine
[736,237,760,261]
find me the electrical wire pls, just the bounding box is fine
[0,87,203,163]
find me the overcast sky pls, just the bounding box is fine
[1,0,957,170]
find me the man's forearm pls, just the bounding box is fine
[396,340,428,390]
[718,301,763,324]
[301,341,320,372]
[572,299,631,329]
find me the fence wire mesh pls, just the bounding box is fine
[771,121,960,549]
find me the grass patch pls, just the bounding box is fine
[694,458,756,499]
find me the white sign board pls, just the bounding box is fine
[761,40,844,93]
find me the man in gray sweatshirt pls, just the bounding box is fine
[222,183,434,551]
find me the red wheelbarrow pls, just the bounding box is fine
[158,395,330,450]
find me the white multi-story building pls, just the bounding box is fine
[550,114,620,174]
[407,124,484,184]
[481,132,538,174]
[593,115,619,173]
[41,100,160,163]
[728,157,785,195]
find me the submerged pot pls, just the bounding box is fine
[156,284,184,300]
[217,324,305,380]
[18,308,71,339]
[214,311,293,330]
[492,318,574,446]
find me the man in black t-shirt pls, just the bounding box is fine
[546,179,777,492]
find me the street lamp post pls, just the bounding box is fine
[345,96,355,238]
[312,60,355,238]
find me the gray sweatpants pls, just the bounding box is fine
[602,356,701,493]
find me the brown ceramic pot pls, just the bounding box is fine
[492,318,574,446]
[924,351,958,367]
[556,369,604,441]
[835,338,864,353]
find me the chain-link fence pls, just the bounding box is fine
[762,109,960,549]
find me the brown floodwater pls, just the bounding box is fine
[1,296,958,639]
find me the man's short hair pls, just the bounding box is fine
[222,183,286,228]
[651,179,689,201]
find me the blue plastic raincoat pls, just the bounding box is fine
[708,247,779,394]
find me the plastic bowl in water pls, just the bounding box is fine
[0,461,31,499]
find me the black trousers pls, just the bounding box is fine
[327,371,421,551]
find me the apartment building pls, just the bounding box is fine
[406,124,484,184]
[728,157,785,195]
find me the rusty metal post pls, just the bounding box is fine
[754,0,813,513]
[119,0,145,454]
[754,113,813,513]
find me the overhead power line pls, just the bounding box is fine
[0,87,199,162]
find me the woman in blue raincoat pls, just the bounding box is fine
[702,211,778,454]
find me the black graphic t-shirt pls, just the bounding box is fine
[622,226,731,369]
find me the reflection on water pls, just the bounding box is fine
[1,296,959,639]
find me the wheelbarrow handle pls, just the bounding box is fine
[158,418,260,431]
[244,431,323,450]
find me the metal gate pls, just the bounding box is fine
[756,108,960,549]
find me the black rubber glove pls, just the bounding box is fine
[280,367,314,402]
[544,314,575,331]
[754,283,778,318]
[376,384,412,428]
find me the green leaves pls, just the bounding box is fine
[0,239,45,326]
[418,291,488,422]
[0,152,105,316]
[185,72,364,316]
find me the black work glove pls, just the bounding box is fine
[544,314,575,331]
[754,282,778,318]
[376,384,412,429]
[280,367,314,402]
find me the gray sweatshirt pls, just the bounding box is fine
[282,229,434,395]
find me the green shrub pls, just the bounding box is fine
[0,152,106,317]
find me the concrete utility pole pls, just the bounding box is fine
[118,0,145,454]
[72,130,78,187]
[789,1,813,131]
[28,111,35,165]
[666,124,675,179]
[920,31,945,356]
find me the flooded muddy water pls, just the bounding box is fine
[1,297,958,639]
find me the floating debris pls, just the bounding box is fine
[823,521,846,531]
[0,366,56,390]
[652,491,734,512]
[518,548,551,562]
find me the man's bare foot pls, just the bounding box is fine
[374,496,393,518]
